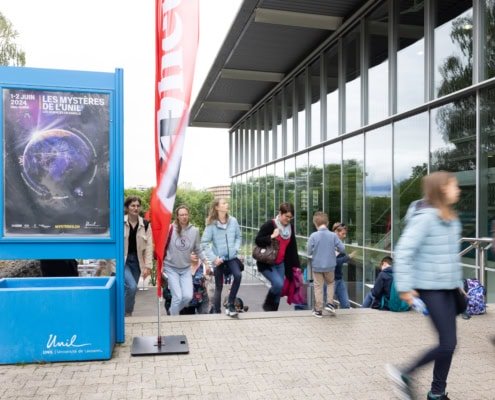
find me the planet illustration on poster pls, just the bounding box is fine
[21,129,97,201]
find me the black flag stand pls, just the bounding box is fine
[130,295,189,356]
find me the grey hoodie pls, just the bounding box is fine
[164,223,203,269]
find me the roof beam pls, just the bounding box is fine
[202,101,252,111]
[368,21,424,40]
[190,122,231,129]
[220,68,284,82]
[254,8,343,31]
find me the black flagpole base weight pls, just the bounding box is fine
[130,335,189,356]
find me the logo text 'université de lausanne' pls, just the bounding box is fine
[46,334,91,350]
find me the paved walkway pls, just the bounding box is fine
[1,300,495,399]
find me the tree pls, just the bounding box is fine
[0,12,26,66]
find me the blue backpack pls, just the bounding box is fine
[380,279,410,312]
[464,278,486,315]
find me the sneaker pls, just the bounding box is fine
[427,391,450,400]
[227,303,238,317]
[324,303,336,314]
[312,310,323,318]
[385,364,413,400]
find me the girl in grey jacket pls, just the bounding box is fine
[387,171,463,400]
[201,198,242,316]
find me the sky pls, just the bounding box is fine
[1,0,242,189]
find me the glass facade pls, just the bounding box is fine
[229,0,495,305]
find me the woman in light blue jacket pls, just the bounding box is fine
[201,198,242,317]
[386,171,463,400]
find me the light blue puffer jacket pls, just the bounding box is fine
[200,216,241,264]
[394,200,463,292]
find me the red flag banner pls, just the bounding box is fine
[152,0,199,297]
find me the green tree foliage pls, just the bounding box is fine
[0,13,26,66]
[174,188,214,232]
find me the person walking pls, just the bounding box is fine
[201,198,242,317]
[386,171,463,400]
[123,196,153,317]
[164,205,205,316]
[255,202,301,311]
[307,212,345,318]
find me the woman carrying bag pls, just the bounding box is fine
[254,202,300,311]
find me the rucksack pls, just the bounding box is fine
[143,219,149,232]
[380,279,410,312]
[464,278,486,315]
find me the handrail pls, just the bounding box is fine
[459,237,493,287]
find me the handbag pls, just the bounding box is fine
[453,288,468,315]
[252,239,280,265]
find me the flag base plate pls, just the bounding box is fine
[130,335,189,356]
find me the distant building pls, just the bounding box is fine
[206,185,231,200]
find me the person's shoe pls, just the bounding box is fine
[427,391,450,400]
[312,310,323,318]
[227,303,238,317]
[385,364,413,400]
[324,303,336,315]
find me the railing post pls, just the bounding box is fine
[479,245,486,287]
[306,257,314,310]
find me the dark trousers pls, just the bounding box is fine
[213,259,242,312]
[405,290,457,395]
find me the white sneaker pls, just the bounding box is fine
[324,303,336,314]
[385,364,413,400]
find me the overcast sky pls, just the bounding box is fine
[1,0,242,189]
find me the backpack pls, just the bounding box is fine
[464,278,486,315]
[143,219,149,232]
[380,279,410,312]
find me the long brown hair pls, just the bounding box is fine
[174,205,189,236]
[422,171,458,220]
[206,198,229,225]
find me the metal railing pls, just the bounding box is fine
[459,237,493,287]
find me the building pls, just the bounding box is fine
[191,0,495,304]
[206,185,231,200]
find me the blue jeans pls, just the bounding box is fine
[362,292,374,308]
[124,253,141,314]
[165,266,193,316]
[334,279,350,309]
[261,262,285,305]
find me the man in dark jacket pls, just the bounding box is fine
[362,256,393,309]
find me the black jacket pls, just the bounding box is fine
[254,219,300,280]
[371,266,393,309]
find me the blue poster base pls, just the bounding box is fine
[0,277,116,364]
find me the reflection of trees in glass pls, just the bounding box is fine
[343,159,364,244]
[308,163,323,230]
[397,164,427,216]
[324,162,341,225]
[0,13,26,66]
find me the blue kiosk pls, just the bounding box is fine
[0,66,125,364]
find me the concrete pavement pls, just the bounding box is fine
[1,304,495,399]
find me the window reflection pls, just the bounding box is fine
[430,96,476,238]
[434,2,473,98]
[258,168,267,224]
[267,101,273,162]
[275,92,283,159]
[295,153,308,237]
[309,58,321,146]
[325,46,339,138]
[343,136,364,245]
[285,157,296,206]
[246,172,253,228]
[365,125,392,249]
[296,73,306,150]
[308,148,323,234]
[367,2,389,123]
[274,161,284,210]
[285,83,294,155]
[393,113,428,245]
[324,142,341,226]
[484,1,495,79]
[266,164,275,218]
[345,28,361,132]
[397,0,424,112]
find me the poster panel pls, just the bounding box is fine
[3,88,110,236]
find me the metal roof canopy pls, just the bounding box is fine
[190,0,368,129]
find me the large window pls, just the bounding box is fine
[325,46,339,139]
[285,83,294,155]
[295,153,308,237]
[258,168,267,225]
[367,2,389,124]
[246,171,253,228]
[274,160,285,210]
[397,0,424,112]
[365,125,392,249]
[343,135,364,245]
[434,1,473,98]
[285,157,296,207]
[266,164,275,219]
[295,73,307,150]
[344,27,361,133]
[484,1,495,79]
[430,96,476,238]
[324,142,341,226]
[275,92,283,159]
[309,58,321,146]
[393,112,428,245]
[308,148,323,234]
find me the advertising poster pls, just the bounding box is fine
[3,89,110,236]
